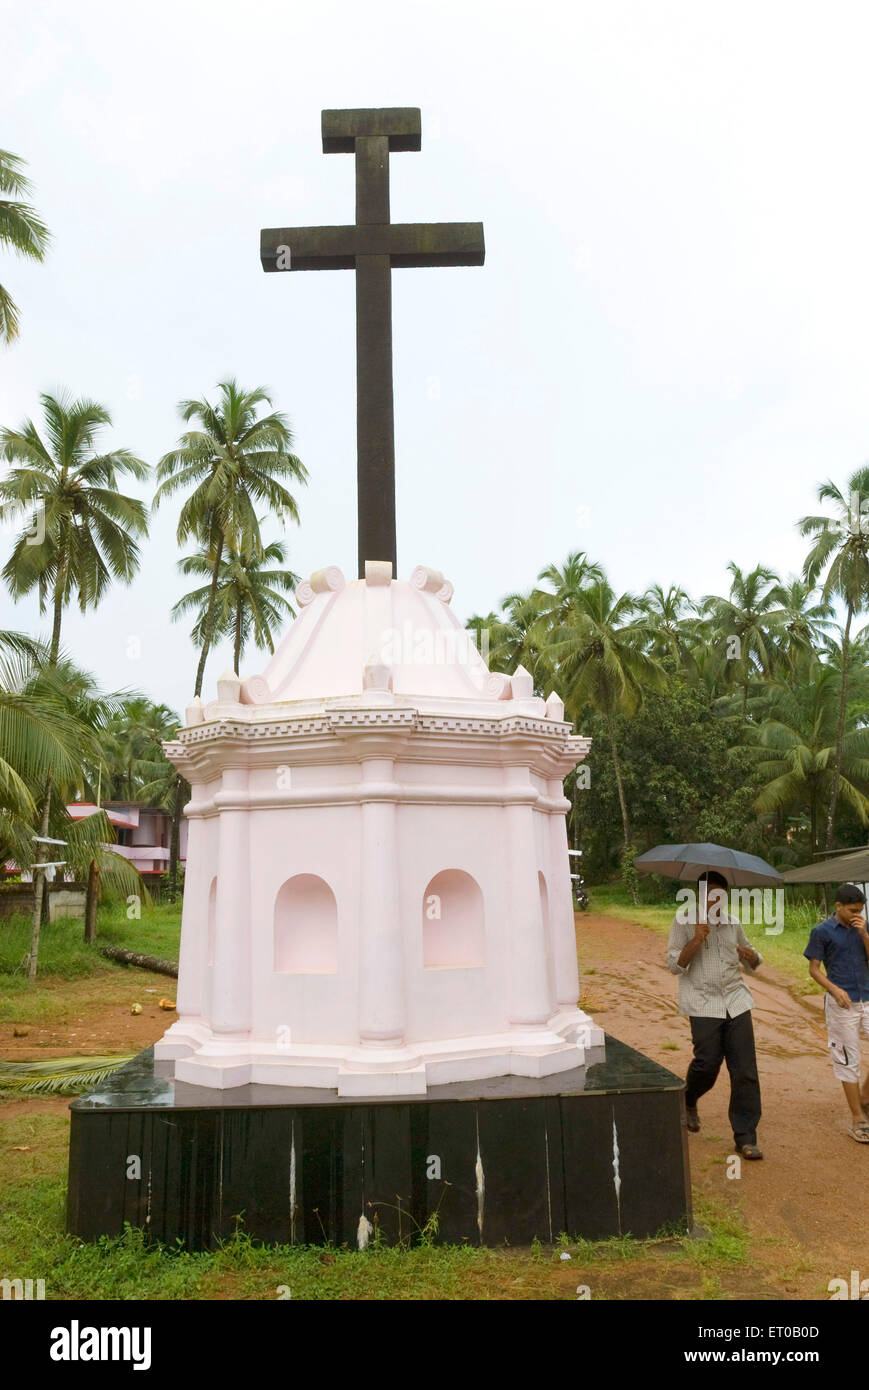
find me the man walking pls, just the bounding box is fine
[804,883,869,1143]
[666,870,764,1159]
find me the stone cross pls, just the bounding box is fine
[260,108,485,578]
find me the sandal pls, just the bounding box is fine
[737,1143,764,1160]
[848,1122,869,1144]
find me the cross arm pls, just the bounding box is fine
[260,222,485,271]
[321,108,421,152]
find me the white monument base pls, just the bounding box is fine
[156,1009,605,1095]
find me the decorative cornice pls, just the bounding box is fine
[328,708,417,731]
[170,708,588,747]
[164,707,592,783]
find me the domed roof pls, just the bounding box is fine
[193,563,568,723]
[234,563,524,714]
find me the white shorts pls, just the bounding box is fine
[825,995,869,1083]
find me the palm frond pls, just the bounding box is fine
[0,1055,135,1095]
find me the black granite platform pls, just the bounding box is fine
[66,1035,691,1248]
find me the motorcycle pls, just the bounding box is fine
[572,880,589,911]
[568,848,589,911]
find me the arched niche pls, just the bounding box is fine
[206,877,217,967]
[423,869,484,969]
[274,874,338,974]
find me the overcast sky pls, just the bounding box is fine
[3,0,869,716]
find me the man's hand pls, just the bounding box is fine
[677,921,709,968]
[831,985,852,1010]
[737,944,759,968]
[852,914,869,962]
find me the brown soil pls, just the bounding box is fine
[1,969,174,1058]
[577,911,869,1297]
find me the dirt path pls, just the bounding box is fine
[577,910,869,1296]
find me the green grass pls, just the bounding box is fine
[0,902,181,1024]
[0,900,179,978]
[95,900,181,960]
[680,1198,749,1266]
[588,884,825,994]
[0,1108,751,1301]
[0,913,113,982]
[0,902,181,981]
[552,1197,748,1267]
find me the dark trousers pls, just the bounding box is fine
[685,1011,761,1147]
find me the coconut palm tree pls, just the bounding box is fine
[0,646,142,967]
[153,380,307,697]
[745,662,869,860]
[535,552,606,625]
[0,632,81,835]
[811,624,869,753]
[547,580,666,868]
[95,714,142,804]
[689,637,729,700]
[0,393,148,970]
[91,695,166,803]
[172,534,298,675]
[465,590,553,690]
[0,392,149,664]
[25,661,143,917]
[0,149,50,343]
[503,590,555,688]
[86,696,189,903]
[700,563,782,718]
[638,583,699,668]
[800,467,869,848]
[119,700,187,903]
[464,610,503,672]
[767,576,835,672]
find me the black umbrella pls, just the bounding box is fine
[634,842,782,887]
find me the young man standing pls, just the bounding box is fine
[804,882,869,1143]
[666,870,764,1159]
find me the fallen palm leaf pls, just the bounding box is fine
[0,1055,135,1095]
